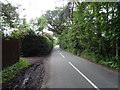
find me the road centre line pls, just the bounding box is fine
[57,50,65,58]
[60,53,65,58]
[69,62,100,90]
[57,49,99,89]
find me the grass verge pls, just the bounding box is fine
[0,59,31,83]
[80,50,120,71]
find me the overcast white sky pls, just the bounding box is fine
[1,0,69,34]
[1,0,68,21]
[1,0,119,21]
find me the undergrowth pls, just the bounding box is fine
[81,50,120,70]
[0,59,31,83]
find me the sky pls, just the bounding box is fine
[1,0,119,21]
[1,0,68,21]
[1,0,69,34]
[1,0,118,35]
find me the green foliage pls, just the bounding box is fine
[0,1,20,36]
[29,16,47,34]
[1,1,119,70]
[58,2,120,70]
[20,34,53,57]
[43,6,70,35]
[8,29,36,39]
[0,59,30,83]
[81,51,120,69]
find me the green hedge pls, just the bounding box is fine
[20,34,53,57]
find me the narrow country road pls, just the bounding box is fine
[44,46,119,89]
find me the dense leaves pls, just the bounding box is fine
[0,1,20,36]
[1,1,119,69]
[1,1,53,57]
[58,2,120,69]
[20,34,53,57]
[0,59,30,83]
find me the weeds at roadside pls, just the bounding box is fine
[0,59,31,83]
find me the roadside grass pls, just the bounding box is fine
[80,51,120,70]
[0,59,31,83]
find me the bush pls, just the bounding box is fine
[20,34,53,57]
[0,59,30,83]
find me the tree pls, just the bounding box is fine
[0,1,20,36]
[43,8,64,34]
[43,2,75,35]
[29,15,47,35]
[58,2,120,68]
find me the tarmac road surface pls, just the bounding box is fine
[45,46,119,89]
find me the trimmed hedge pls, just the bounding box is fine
[20,34,53,57]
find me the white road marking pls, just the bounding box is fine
[60,53,65,58]
[57,50,65,58]
[57,49,99,89]
[69,62,100,90]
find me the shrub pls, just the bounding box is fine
[0,59,30,83]
[20,34,53,57]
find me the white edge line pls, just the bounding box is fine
[69,62,100,90]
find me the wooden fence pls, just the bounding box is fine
[2,39,19,69]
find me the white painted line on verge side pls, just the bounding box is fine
[69,62,100,90]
